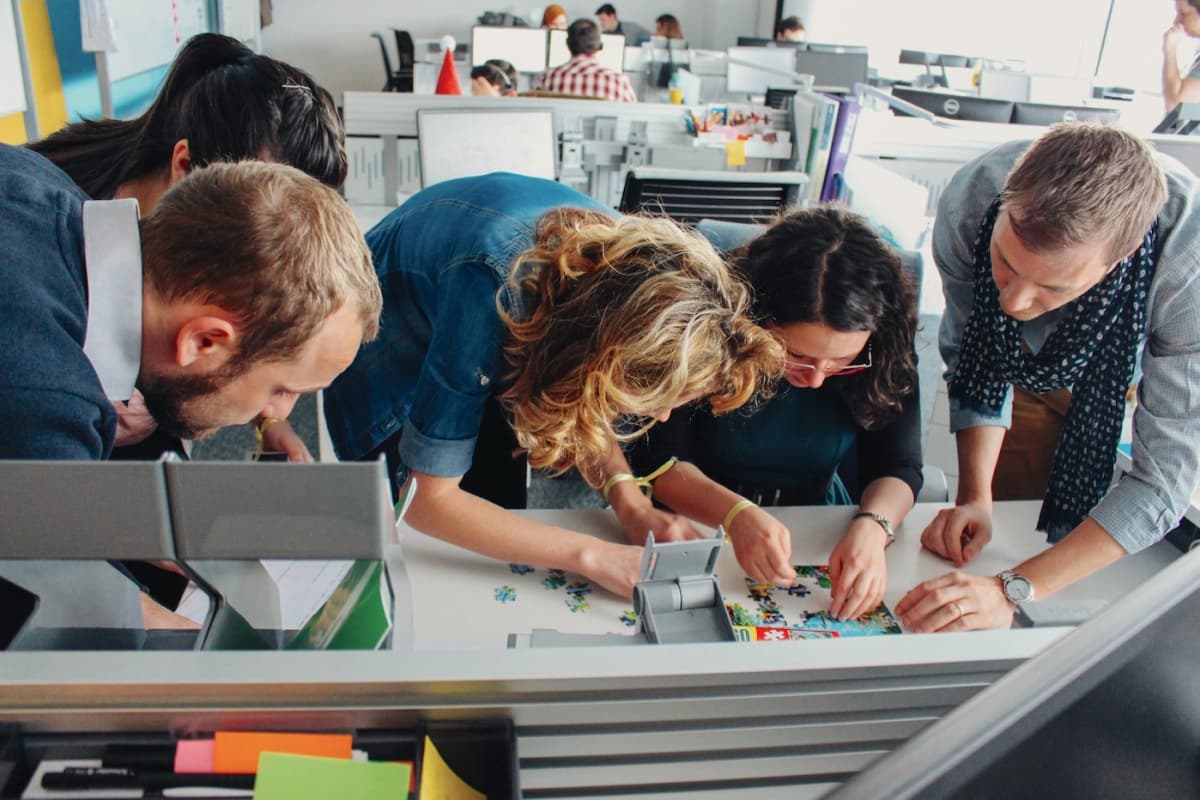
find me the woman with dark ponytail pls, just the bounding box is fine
[29,33,344,202]
[629,206,924,620]
[28,33,345,462]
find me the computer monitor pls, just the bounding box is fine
[764,87,798,110]
[619,167,809,225]
[470,26,548,73]
[1011,101,1120,126]
[794,50,869,93]
[1154,102,1200,135]
[547,28,626,73]
[726,46,801,95]
[825,545,1200,800]
[417,109,556,189]
[735,35,804,49]
[891,86,1015,123]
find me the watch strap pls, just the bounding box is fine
[852,511,895,549]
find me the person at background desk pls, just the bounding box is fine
[654,14,684,40]
[595,3,652,46]
[776,15,806,42]
[27,33,346,462]
[627,208,922,620]
[898,124,1200,632]
[470,59,518,96]
[1162,0,1200,111]
[534,19,638,102]
[542,3,568,30]
[322,173,780,598]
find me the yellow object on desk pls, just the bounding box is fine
[253,416,285,461]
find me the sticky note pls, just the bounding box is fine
[419,736,485,800]
[252,752,410,799]
[213,731,352,774]
[175,739,216,773]
[724,139,746,167]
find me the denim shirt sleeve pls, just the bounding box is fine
[1090,200,1200,553]
[399,259,508,479]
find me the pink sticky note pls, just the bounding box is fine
[174,739,216,774]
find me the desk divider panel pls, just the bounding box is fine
[0,461,174,647]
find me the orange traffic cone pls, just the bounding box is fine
[435,36,462,95]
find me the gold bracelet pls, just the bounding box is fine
[253,416,285,461]
[722,498,756,532]
[600,457,680,504]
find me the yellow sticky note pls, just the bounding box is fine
[419,736,485,800]
[724,139,747,167]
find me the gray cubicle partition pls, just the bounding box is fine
[0,461,174,648]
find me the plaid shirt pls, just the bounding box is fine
[535,55,637,102]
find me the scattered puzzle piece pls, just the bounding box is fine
[566,595,590,613]
[509,563,535,575]
[564,580,592,596]
[494,585,516,603]
[786,583,811,598]
[619,610,638,627]
[542,570,567,590]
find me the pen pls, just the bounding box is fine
[42,766,256,791]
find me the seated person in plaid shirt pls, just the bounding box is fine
[534,18,637,102]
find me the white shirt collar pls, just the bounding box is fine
[82,198,143,402]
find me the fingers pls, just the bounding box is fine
[896,572,974,632]
[920,510,953,558]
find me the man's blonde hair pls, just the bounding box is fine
[1001,124,1168,263]
[140,161,382,372]
[499,209,783,483]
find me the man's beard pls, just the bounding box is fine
[136,369,228,440]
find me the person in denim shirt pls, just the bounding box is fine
[323,173,781,597]
[897,125,1200,632]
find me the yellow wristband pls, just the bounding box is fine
[253,416,284,461]
[600,457,680,504]
[601,472,637,503]
[722,498,756,532]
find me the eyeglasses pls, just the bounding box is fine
[784,343,872,376]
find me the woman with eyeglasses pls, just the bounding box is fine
[626,206,923,619]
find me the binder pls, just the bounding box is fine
[820,95,862,202]
[795,90,839,204]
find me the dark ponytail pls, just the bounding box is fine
[29,33,345,198]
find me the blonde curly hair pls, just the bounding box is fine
[499,209,783,483]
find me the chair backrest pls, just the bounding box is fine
[620,168,809,225]
[392,29,415,92]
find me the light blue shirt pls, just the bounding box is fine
[934,140,1200,553]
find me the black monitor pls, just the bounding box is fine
[736,35,803,48]
[891,86,1014,123]
[825,544,1200,800]
[794,49,869,93]
[1011,101,1120,126]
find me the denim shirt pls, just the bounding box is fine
[323,173,612,479]
[935,141,1200,552]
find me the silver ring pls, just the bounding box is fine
[949,600,965,619]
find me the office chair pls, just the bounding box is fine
[391,29,415,93]
[371,32,402,92]
[619,168,809,226]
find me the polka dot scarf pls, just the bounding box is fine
[949,197,1158,541]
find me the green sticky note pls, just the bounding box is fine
[253,752,411,800]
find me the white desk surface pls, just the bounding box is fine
[396,500,1178,649]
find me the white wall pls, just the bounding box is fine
[262,0,773,100]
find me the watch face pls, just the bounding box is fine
[1005,574,1034,603]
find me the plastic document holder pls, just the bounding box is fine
[513,531,737,647]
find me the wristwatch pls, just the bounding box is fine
[852,511,895,549]
[997,570,1035,604]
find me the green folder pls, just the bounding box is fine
[254,752,411,799]
[286,560,393,650]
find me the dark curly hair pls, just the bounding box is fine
[734,205,918,430]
